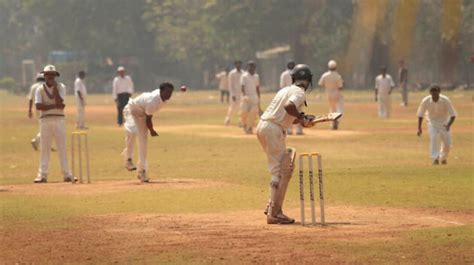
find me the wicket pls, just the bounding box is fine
[71,131,90,184]
[298,152,325,226]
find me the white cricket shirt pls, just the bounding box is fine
[280,69,292,89]
[228,68,243,98]
[112,75,134,99]
[417,95,457,124]
[260,85,306,129]
[128,89,163,116]
[241,72,259,98]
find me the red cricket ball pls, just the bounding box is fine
[180,85,187,92]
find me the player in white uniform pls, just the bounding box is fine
[74,71,87,129]
[122,82,174,182]
[34,65,76,183]
[417,84,456,165]
[224,61,243,126]
[280,61,303,135]
[375,66,395,118]
[318,60,344,129]
[113,66,134,126]
[257,64,316,224]
[28,73,45,151]
[215,68,229,104]
[240,61,260,134]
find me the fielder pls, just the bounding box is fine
[398,60,409,106]
[257,64,316,224]
[417,84,456,165]
[318,60,344,130]
[113,66,134,126]
[28,73,45,151]
[34,65,75,183]
[280,60,303,135]
[215,68,229,104]
[224,61,243,126]
[240,61,260,134]
[375,66,395,118]
[122,82,174,182]
[74,70,87,129]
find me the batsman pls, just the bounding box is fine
[257,64,317,224]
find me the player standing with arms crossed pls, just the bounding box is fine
[280,60,303,135]
[257,64,316,224]
[28,73,45,151]
[113,66,134,126]
[318,60,344,130]
[375,66,395,118]
[34,65,76,183]
[417,84,456,165]
[224,61,243,126]
[240,61,260,134]
[74,70,88,129]
[122,82,174,182]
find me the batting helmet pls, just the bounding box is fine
[291,64,313,83]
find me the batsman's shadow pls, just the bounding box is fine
[295,221,365,227]
[128,180,195,186]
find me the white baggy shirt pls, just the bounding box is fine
[318,71,343,97]
[417,95,457,125]
[279,69,292,89]
[216,71,228,91]
[228,69,243,98]
[35,83,66,104]
[240,72,260,98]
[74,78,87,98]
[112,75,134,99]
[127,89,163,117]
[375,74,395,97]
[260,85,306,129]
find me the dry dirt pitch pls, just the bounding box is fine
[1,90,473,264]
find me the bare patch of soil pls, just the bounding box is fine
[2,206,472,264]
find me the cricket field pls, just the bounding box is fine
[1,89,473,264]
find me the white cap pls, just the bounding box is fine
[117,66,125,72]
[40,65,60,76]
[328,60,337,69]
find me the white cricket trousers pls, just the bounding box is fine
[38,117,71,178]
[328,94,344,114]
[122,105,136,160]
[76,100,85,128]
[124,106,148,172]
[428,122,452,160]
[241,96,259,129]
[225,96,241,124]
[377,94,391,118]
[256,120,286,177]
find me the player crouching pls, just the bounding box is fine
[121,82,174,182]
[257,64,317,224]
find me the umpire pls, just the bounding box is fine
[112,66,134,126]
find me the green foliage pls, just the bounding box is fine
[0,76,22,94]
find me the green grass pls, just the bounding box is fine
[0,89,473,263]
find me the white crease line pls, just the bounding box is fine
[425,217,465,226]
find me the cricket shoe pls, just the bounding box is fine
[125,159,137,171]
[64,175,78,183]
[31,139,39,151]
[441,159,447,165]
[267,213,295,225]
[137,170,149,183]
[432,159,440,165]
[34,176,47,183]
